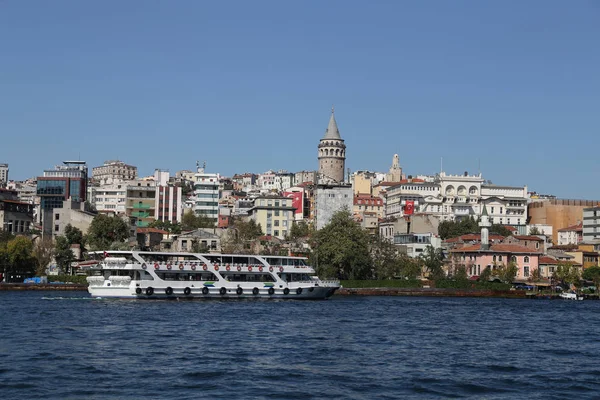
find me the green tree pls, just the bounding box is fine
[490,224,513,237]
[289,221,311,240]
[181,210,214,230]
[87,214,129,250]
[495,262,518,284]
[479,266,492,282]
[438,217,479,240]
[529,227,541,235]
[582,266,600,291]
[312,209,371,280]
[54,236,75,275]
[148,220,182,235]
[419,246,445,280]
[370,234,400,280]
[32,237,54,276]
[3,236,36,280]
[528,267,542,283]
[454,265,469,283]
[554,262,581,287]
[64,224,85,250]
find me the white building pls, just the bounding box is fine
[384,171,528,228]
[257,170,277,192]
[393,232,442,257]
[557,222,583,246]
[193,166,220,221]
[274,170,294,191]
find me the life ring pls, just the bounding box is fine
[226,265,231,271]
[154,263,160,270]
[179,263,184,270]
[252,287,259,296]
[296,287,303,295]
[258,266,263,272]
[184,287,191,296]
[167,264,172,270]
[146,287,154,296]
[214,265,219,271]
[268,287,275,296]
[279,266,283,272]
[283,288,290,295]
[219,287,227,296]
[248,266,253,272]
[135,287,142,294]
[191,265,196,271]
[141,263,147,270]
[269,266,273,272]
[236,287,243,295]
[165,287,173,296]
[203,265,208,271]
[202,287,209,295]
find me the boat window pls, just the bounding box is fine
[157,272,218,281]
[140,270,154,281]
[277,273,312,282]
[220,272,276,282]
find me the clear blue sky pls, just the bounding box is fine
[1,1,599,198]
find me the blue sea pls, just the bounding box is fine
[1,291,599,399]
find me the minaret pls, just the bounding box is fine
[317,106,346,184]
[479,204,491,250]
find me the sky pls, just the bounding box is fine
[1,1,599,198]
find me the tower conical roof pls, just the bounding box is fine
[323,107,341,140]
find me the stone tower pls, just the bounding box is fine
[386,154,403,182]
[318,107,346,184]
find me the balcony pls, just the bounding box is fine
[131,211,150,218]
[136,220,150,227]
[131,203,151,209]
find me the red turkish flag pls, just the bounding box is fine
[405,200,415,215]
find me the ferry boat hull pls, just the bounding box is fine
[86,251,340,300]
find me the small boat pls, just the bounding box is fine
[559,291,584,301]
[85,251,340,300]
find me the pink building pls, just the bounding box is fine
[450,243,541,280]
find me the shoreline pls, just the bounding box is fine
[0,283,586,299]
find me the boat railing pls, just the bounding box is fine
[316,279,341,287]
[108,276,132,286]
[86,276,105,287]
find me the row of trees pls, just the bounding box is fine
[438,217,513,240]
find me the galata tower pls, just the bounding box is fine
[317,107,346,184]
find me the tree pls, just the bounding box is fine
[529,227,541,235]
[149,220,182,235]
[181,210,214,230]
[221,218,264,254]
[554,262,580,287]
[528,267,542,283]
[65,224,85,250]
[370,234,401,280]
[490,224,513,237]
[419,246,445,280]
[3,236,36,280]
[54,236,75,275]
[312,209,372,280]
[454,265,469,283]
[479,266,492,282]
[495,262,518,284]
[582,266,600,291]
[438,217,479,240]
[87,214,129,250]
[289,221,311,240]
[32,237,54,276]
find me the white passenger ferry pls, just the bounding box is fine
[86,251,340,300]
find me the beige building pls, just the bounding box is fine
[528,199,600,245]
[92,160,137,185]
[52,199,95,237]
[248,196,295,240]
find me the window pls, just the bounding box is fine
[274,230,279,237]
[524,256,530,263]
[55,213,60,220]
[524,266,530,277]
[274,220,279,227]
[275,210,280,217]
[54,225,59,232]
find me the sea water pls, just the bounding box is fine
[1,291,599,399]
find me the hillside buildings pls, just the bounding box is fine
[248,196,296,239]
[37,161,88,235]
[528,198,600,244]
